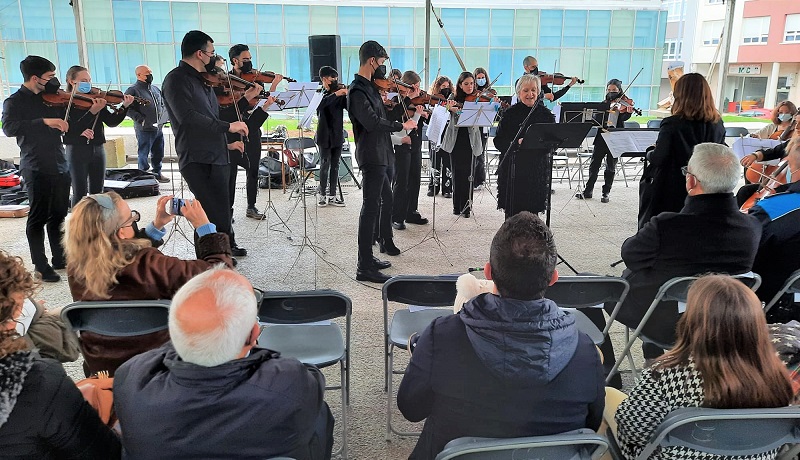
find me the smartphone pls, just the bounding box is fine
[167,198,187,216]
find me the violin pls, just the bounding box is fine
[373,78,413,92]
[610,95,643,116]
[537,72,584,85]
[41,89,116,110]
[740,160,789,212]
[216,87,281,108]
[465,90,510,109]
[780,119,797,142]
[239,71,296,84]
[88,88,149,106]
[409,93,462,109]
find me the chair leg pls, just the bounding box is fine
[386,346,394,441]
[341,160,361,189]
[607,328,639,385]
[345,348,350,406]
[339,360,348,459]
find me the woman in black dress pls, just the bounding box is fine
[494,73,555,219]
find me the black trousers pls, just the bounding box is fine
[428,149,452,194]
[183,162,232,239]
[21,169,70,269]
[358,163,392,267]
[450,150,473,214]
[66,144,106,208]
[318,146,342,197]
[392,149,418,222]
[230,148,261,209]
[584,136,617,195]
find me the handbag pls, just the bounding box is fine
[76,371,116,426]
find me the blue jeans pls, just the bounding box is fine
[135,127,165,175]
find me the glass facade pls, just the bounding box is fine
[0,0,667,110]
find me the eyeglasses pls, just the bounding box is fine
[680,166,698,180]
[200,49,216,58]
[118,210,140,229]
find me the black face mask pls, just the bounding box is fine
[329,79,339,90]
[43,76,60,94]
[530,66,539,75]
[439,88,452,98]
[204,55,217,73]
[144,74,153,85]
[606,92,621,102]
[240,61,253,73]
[372,63,387,80]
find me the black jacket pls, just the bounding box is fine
[494,102,555,215]
[619,193,761,344]
[398,294,605,460]
[220,96,269,166]
[749,181,800,302]
[761,139,789,162]
[316,89,347,149]
[638,116,726,228]
[62,105,128,146]
[114,343,333,460]
[162,62,230,170]
[347,74,403,166]
[388,98,424,156]
[0,351,121,459]
[1,86,68,174]
[125,80,167,131]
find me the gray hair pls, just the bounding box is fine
[169,266,257,367]
[523,56,537,67]
[515,74,541,97]
[687,143,741,193]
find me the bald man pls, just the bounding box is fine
[518,56,576,102]
[113,267,335,459]
[125,65,170,183]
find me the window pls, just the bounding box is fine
[587,11,611,47]
[83,0,115,42]
[702,20,723,45]
[229,4,256,44]
[490,10,514,48]
[466,9,490,48]
[22,0,54,41]
[0,0,23,40]
[664,0,685,21]
[390,8,414,47]
[113,0,142,42]
[634,11,658,47]
[338,7,363,47]
[562,10,587,48]
[785,14,800,42]
[742,17,769,44]
[144,2,172,43]
[539,10,563,48]
[256,5,282,45]
[663,40,682,59]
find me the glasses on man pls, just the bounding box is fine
[118,210,141,229]
[680,166,692,177]
[200,49,217,58]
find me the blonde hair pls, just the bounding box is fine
[65,192,150,299]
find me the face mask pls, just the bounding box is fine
[530,66,539,75]
[77,81,92,94]
[606,92,621,101]
[144,74,153,85]
[439,88,452,98]
[476,78,487,87]
[778,113,793,122]
[329,79,339,89]
[43,76,61,94]
[787,168,793,183]
[372,62,387,80]
[240,61,253,73]
[204,54,217,73]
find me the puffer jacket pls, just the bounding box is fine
[397,293,605,460]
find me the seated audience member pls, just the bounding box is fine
[397,212,605,459]
[114,268,334,460]
[65,192,233,376]
[15,295,80,363]
[749,137,800,315]
[614,275,793,459]
[0,251,121,459]
[610,143,761,361]
[738,122,799,207]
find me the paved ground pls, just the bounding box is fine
[0,155,647,459]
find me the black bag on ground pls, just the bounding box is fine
[258,151,292,189]
[104,169,160,198]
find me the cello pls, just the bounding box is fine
[740,161,789,212]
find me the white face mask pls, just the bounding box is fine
[778,113,793,122]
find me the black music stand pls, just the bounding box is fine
[559,102,609,126]
[518,122,593,274]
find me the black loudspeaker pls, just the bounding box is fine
[309,35,342,82]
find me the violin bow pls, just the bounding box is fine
[221,59,251,166]
[85,82,111,144]
[430,2,466,72]
[617,67,644,102]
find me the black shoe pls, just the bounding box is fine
[356,267,391,283]
[392,221,406,230]
[426,190,435,197]
[372,256,392,270]
[443,192,452,198]
[379,238,401,256]
[155,175,171,184]
[246,207,265,220]
[601,193,610,203]
[36,265,61,283]
[576,190,593,199]
[231,246,248,257]
[231,257,238,267]
[461,210,470,218]
[51,258,66,270]
[405,214,429,225]
[453,210,460,215]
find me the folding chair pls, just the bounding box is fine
[574,127,597,184]
[284,137,320,199]
[725,126,751,148]
[646,119,662,129]
[544,276,630,346]
[607,273,761,383]
[257,290,351,459]
[338,129,361,189]
[607,406,800,460]
[623,121,640,129]
[436,429,609,460]
[383,275,458,439]
[764,268,800,314]
[61,300,170,337]
[553,149,573,187]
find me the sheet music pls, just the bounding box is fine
[426,105,449,149]
[601,131,659,158]
[552,103,562,123]
[299,92,324,129]
[456,101,500,127]
[269,82,319,110]
[731,137,781,160]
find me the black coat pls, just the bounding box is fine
[347,75,403,167]
[315,90,347,149]
[114,343,333,460]
[62,105,128,146]
[618,193,761,344]
[638,116,726,228]
[220,96,269,167]
[398,294,605,460]
[0,351,121,459]
[494,102,555,216]
[749,181,800,302]
[125,80,167,131]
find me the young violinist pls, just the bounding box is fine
[347,40,416,283]
[493,73,556,219]
[427,76,454,198]
[576,79,634,203]
[472,67,496,188]
[225,43,280,224]
[441,71,483,218]
[388,70,429,230]
[63,65,134,208]
[520,56,577,102]
[162,30,249,256]
[1,56,71,282]
[316,65,347,207]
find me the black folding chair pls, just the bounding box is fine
[436,429,609,460]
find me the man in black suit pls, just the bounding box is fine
[613,143,761,358]
[316,66,347,207]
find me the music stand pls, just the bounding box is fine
[519,122,593,274]
[559,102,609,126]
[450,101,500,224]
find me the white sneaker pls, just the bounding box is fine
[329,196,345,207]
[318,195,327,207]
